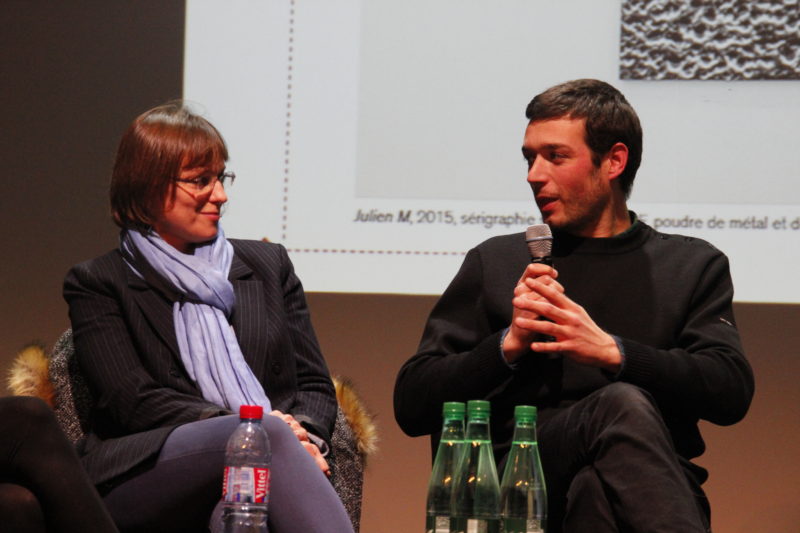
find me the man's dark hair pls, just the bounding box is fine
[525,79,642,198]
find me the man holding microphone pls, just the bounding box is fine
[395,79,754,532]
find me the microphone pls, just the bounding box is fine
[526,224,552,265]
[525,224,557,351]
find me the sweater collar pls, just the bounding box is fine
[552,211,651,256]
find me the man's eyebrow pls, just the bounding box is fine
[542,142,570,151]
[522,143,570,156]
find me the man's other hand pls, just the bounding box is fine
[511,277,622,372]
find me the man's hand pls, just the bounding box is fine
[270,410,330,476]
[502,263,562,363]
[510,276,622,372]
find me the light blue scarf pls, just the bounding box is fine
[121,227,271,413]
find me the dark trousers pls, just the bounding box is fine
[103,414,354,533]
[0,396,118,533]
[538,383,710,533]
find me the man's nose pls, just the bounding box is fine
[527,157,548,184]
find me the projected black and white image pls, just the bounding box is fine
[620,0,800,80]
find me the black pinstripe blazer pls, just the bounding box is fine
[63,239,336,488]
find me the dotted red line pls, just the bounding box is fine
[286,248,466,256]
[281,0,295,242]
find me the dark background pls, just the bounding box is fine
[2,2,798,531]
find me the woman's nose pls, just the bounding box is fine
[209,179,228,204]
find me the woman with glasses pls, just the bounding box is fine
[63,102,354,533]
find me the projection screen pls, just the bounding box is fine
[185,0,800,302]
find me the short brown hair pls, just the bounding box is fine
[109,102,228,231]
[525,79,642,198]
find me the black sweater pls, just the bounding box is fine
[394,219,754,467]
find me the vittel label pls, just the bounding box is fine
[222,466,271,504]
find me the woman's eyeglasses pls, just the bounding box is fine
[175,170,236,195]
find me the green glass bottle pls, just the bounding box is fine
[425,402,466,533]
[500,405,547,533]
[451,400,501,533]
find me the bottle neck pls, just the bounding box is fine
[465,418,491,441]
[511,419,537,444]
[441,418,465,441]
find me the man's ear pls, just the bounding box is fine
[604,142,629,181]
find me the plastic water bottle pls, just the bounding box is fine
[451,400,501,533]
[500,405,547,533]
[425,402,466,533]
[221,405,271,533]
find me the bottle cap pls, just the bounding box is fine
[514,405,537,422]
[239,405,264,420]
[467,399,491,420]
[442,401,465,419]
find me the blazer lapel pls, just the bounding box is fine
[127,268,181,359]
[229,253,270,379]
[127,252,269,379]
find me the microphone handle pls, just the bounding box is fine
[528,256,556,348]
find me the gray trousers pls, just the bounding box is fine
[103,414,354,533]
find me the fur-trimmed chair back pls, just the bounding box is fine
[8,330,377,532]
[48,330,93,443]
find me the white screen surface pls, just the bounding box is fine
[185,0,800,302]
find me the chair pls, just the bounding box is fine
[8,330,377,532]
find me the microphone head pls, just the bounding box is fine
[525,224,552,260]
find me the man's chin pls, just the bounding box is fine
[539,212,561,229]
[542,216,580,235]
